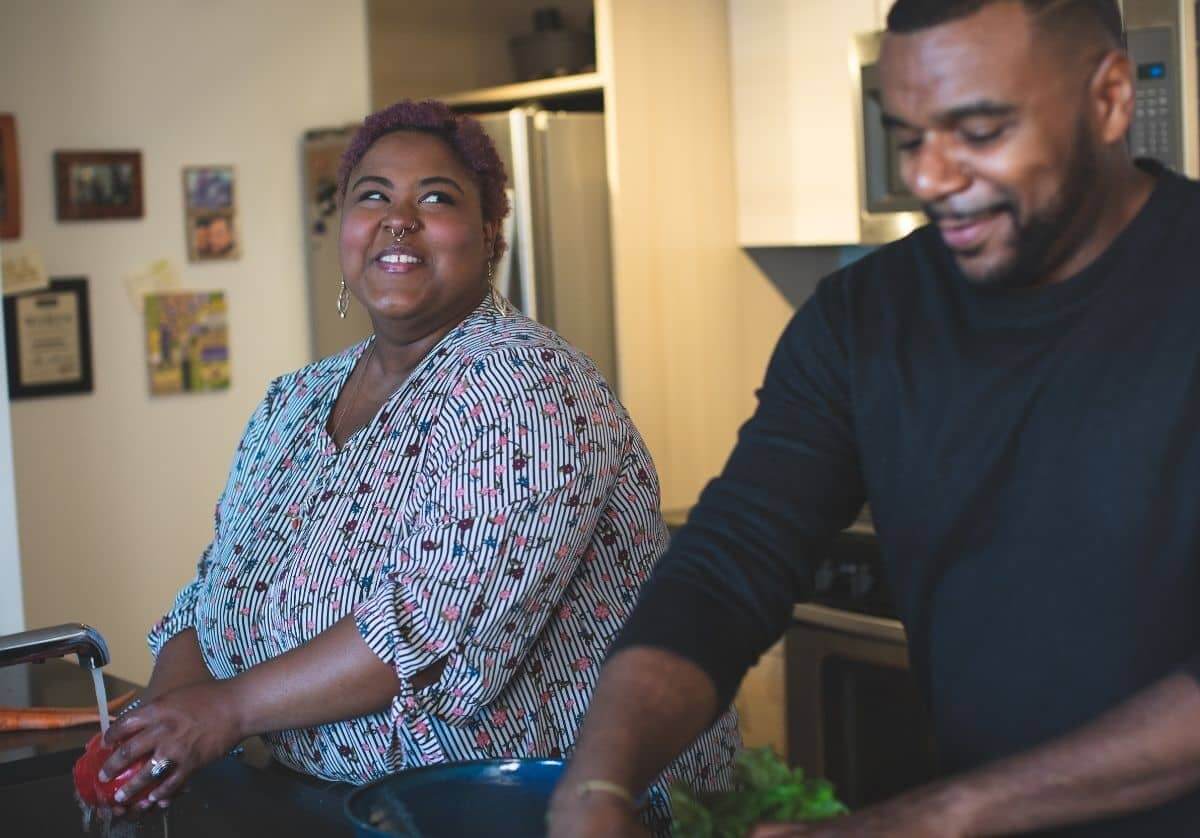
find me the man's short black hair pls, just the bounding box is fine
[886,0,1123,47]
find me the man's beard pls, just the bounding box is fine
[927,122,1100,290]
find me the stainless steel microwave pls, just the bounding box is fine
[851,0,1200,245]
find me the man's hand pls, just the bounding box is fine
[747,781,974,837]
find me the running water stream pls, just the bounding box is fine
[91,665,110,736]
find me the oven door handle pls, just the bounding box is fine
[792,603,908,645]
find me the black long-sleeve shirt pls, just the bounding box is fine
[616,163,1200,835]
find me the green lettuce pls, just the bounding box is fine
[670,747,849,837]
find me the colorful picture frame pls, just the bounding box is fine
[54,150,144,221]
[182,165,240,261]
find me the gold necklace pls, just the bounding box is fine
[330,341,375,447]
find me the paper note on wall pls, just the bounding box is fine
[1,244,50,296]
[123,259,182,312]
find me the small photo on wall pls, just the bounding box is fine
[183,165,240,261]
[188,211,239,261]
[0,114,22,239]
[144,290,231,395]
[54,150,144,221]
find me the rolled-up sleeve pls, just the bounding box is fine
[353,345,625,724]
[147,383,277,659]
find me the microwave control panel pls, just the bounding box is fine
[1127,25,1183,173]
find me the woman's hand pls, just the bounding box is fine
[97,679,245,817]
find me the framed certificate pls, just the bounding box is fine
[3,277,94,399]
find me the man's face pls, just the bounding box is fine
[880,2,1106,287]
[208,217,234,255]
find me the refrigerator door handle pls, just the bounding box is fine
[494,187,517,300]
[508,108,539,321]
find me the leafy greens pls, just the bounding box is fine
[670,747,849,837]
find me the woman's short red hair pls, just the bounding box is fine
[338,99,511,257]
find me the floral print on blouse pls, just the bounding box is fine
[148,295,738,829]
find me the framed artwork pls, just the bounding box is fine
[0,114,20,239]
[143,291,231,395]
[182,165,239,261]
[54,150,144,221]
[3,277,94,399]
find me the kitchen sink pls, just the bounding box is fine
[1,747,354,837]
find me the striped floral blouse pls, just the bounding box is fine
[148,295,738,828]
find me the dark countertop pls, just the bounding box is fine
[0,660,354,837]
[0,660,141,765]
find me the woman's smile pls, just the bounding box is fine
[373,243,425,274]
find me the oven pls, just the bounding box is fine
[784,517,939,810]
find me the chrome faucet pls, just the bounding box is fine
[0,623,110,670]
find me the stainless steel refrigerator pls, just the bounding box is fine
[302,108,617,389]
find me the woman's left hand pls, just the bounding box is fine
[97,679,245,816]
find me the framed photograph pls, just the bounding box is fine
[143,291,231,395]
[183,165,240,261]
[3,277,94,399]
[0,114,20,239]
[54,150,143,221]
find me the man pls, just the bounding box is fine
[549,1,1200,835]
[204,214,236,258]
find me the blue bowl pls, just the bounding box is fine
[344,758,566,838]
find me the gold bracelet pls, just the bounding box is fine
[575,779,635,808]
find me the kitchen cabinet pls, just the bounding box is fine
[729,0,884,245]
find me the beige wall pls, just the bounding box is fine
[0,0,370,682]
[599,0,799,511]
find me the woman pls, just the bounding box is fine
[98,100,738,830]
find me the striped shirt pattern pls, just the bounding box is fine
[148,295,739,828]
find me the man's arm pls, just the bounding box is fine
[547,648,720,835]
[548,277,868,835]
[752,672,1200,837]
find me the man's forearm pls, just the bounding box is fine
[145,629,214,700]
[954,672,1200,834]
[547,647,719,835]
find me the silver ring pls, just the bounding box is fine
[149,757,175,779]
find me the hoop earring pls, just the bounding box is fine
[337,277,350,319]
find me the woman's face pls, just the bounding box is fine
[339,130,496,334]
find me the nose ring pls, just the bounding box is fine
[384,222,417,243]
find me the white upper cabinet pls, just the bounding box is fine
[729,0,883,246]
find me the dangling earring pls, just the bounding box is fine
[487,259,510,314]
[337,277,350,319]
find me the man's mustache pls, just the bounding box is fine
[924,201,1015,223]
